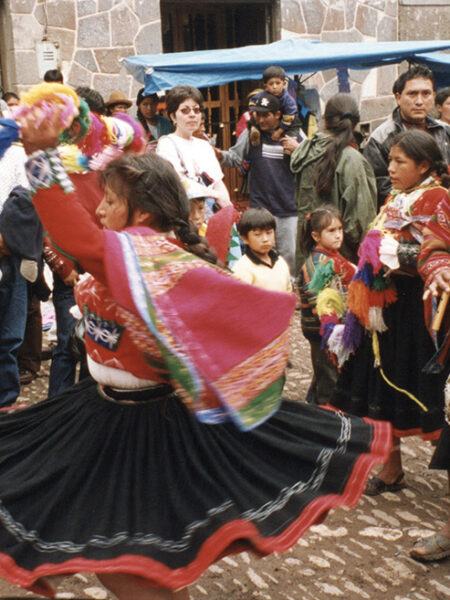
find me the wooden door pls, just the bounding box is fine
[161,1,271,205]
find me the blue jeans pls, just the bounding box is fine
[274,215,298,277]
[48,273,77,397]
[0,256,27,406]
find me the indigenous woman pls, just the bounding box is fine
[411,196,450,562]
[0,86,390,599]
[136,88,172,150]
[156,85,231,209]
[329,129,450,496]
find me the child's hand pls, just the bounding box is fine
[271,129,283,142]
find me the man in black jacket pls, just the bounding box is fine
[364,65,450,208]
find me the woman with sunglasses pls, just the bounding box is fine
[157,85,231,209]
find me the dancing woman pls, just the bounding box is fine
[0,87,390,599]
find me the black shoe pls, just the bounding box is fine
[19,368,37,385]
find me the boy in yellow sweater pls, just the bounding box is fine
[233,207,292,293]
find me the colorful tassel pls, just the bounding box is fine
[309,260,335,293]
[357,229,383,273]
[368,306,387,332]
[316,288,345,319]
[327,324,353,368]
[342,311,363,353]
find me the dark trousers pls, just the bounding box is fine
[307,337,338,406]
[0,256,27,406]
[18,291,42,375]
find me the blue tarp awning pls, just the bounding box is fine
[123,38,450,93]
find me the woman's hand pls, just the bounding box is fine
[423,269,450,300]
[18,107,63,155]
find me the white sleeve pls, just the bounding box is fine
[156,136,186,177]
[198,141,224,183]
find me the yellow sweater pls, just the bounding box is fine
[232,253,292,293]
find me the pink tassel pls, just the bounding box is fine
[357,230,383,274]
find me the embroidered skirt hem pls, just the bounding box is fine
[0,378,391,596]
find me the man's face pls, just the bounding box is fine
[254,110,281,131]
[395,77,435,125]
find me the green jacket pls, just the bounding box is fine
[290,132,377,268]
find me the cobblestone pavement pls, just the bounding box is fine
[1,314,449,599]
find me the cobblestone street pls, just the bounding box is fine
[1,313,449,599]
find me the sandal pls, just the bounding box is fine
[410,534,450,562]
[364,471,406,496]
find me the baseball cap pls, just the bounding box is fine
[182,179,209,200]
[253,91,280,114]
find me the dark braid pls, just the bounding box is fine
[100,153,220,265]
[314,93,360,197]
[173,219,219,265]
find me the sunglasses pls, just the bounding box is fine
[179,106,201,115]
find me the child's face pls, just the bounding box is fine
[264,77,286,97]
[189,198,206,230]
[312,217,343,252]
[242,227,275,258]
[388,145,430,191]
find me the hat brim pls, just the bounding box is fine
[106,100,132,108]
[253,106,272,113]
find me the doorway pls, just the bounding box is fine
[160,1,275,202]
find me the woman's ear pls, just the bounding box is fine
[418,160,431,176]
[132,209,154,227]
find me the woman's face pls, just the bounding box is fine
[139,96,158,121]
[96,184,129,231]
[172,97,202,138]
[388,145,429,191]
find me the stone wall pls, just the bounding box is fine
[280,0,400,127]
[0,1,445,130]
[398,0,450,41]
[0,0,162,105]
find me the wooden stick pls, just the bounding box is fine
[432,291,449,331]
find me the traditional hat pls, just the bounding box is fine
[105,90,132,109]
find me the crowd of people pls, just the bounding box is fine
[0,61,448,598]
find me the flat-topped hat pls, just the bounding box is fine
[105,90,132,108]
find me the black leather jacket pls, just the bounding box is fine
[363,107,450,208]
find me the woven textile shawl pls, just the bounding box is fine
[104,227,296,431]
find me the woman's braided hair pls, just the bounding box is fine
[314,93,360,197]
[100,153,218,265]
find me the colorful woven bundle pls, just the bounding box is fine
[12,83,146,173]
[307,259,348,357]
[83,114,146,171]
[14,83,83,142]
[324,226,398,366]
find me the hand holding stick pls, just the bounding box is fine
[432,290,449,332]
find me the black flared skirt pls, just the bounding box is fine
[331,275,448,438]
[0,378,390,597]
